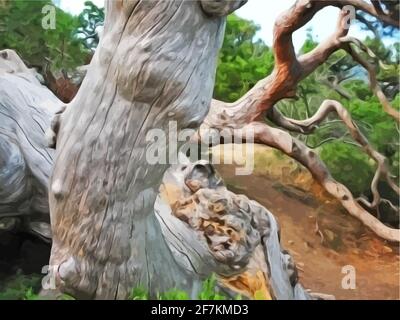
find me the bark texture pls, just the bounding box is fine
[158,160,310,300]
[3,0,397,300]
[48,0,315,300]
[0,51,313,300]
[0,49,57,239]
[48,0,252,299]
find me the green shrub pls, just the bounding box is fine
[129,274,239,300]
[0,273,42,300]
[320,142,376,196]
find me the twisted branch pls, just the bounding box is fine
[197,116,400,242]
[268,99,399,209]
[200,0,399,242]
[340,36,400,122]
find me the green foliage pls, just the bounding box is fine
[129,274,232,300]
[1,273,232,300]
[76,1,104,51]
[197,274,227,300]
[347,96,398,152]
[23,287,40,300]
[0,0,89,73]
[0,2,397,218]
[157,289,189,300]
[129,286,149,300]
[0,273,77,300]
[320,142,376,195]
[363,37,399,100]
[214,14,274,102]
[0,273,42,300]
[299,28,318,54]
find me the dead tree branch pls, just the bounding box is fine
[200,0,400,242]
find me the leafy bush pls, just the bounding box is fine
[0,273,76,300]
[0,273,42,300]
[320,142,376,195]
[0,0,89,74]
[197,274,228,300]
[214,14,274,102]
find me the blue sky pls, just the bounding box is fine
[58,0,374,51]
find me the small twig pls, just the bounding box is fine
[314,219,324,244]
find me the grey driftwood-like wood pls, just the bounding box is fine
[0,1,313,299]
[2,0,394,300]
[0,49,59,239]
[1,50,314,299]
[157,158,311,300]
[0,58,313,299]
[48,0,256,299]
[46,0,399,299]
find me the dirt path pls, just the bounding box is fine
[217,164,399,300]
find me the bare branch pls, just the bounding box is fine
[340,36,400,122]
[204,3,354,126]
[200,0,400,243]
[343,0,399,26]
[298,7,350,76]
[355,12,380,37]
[320,77,352,99]
[213,0,399,122]
[269,99,399,202]
[201,98,400,242]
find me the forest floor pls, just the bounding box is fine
[216,148,400,299]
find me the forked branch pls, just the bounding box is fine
[340,36,400,122]
[201,0,399,242]
[197,115,400,242]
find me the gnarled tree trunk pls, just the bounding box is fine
[47,0,314,300]
[0,49,312,301]
[49,0,268,299]
[0,49,57,240]
[3,0,398,300]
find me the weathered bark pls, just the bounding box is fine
[0,53,314,300]
[0,49,58,240]
[0,3,314,300]
[157,159,311,300]
[3,0,396,300]
[48,0,259,299]
[46,0,317,300]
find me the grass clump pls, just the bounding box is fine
[129,274,239,300]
